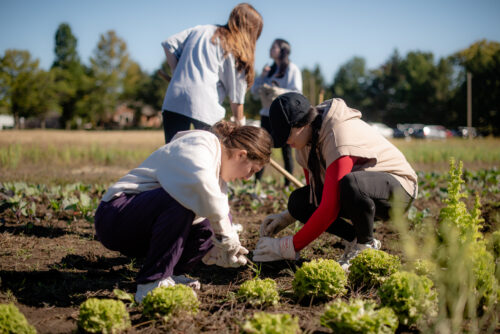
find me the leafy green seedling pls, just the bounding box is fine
[0,303,36,334]
[77,298,131,334]
[404,259,436,279]
[237,278,280,307]
[142,285,199,321]
[241,312,301,334]
[378,271,437,327]
[320,298,398,334]
[292,259,347,301]
[348,248,401,288]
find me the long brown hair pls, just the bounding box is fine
[211,120,271,165]
[211,3,263,88]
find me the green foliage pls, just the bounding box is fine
[237,278,280,307]
[454,40,500,135]
[378,271,437,327]
[77,298,130,334]
[438,159,484,244]
[404,259,436,279]
[142,285,199,321]
[241,312,301,334]
[52,23,79,69]
[0,303,36,334]
[292,259,347,301]
[487,230,500,260]
[0,49,58,124]
[470,242,498,312]
[348,249,401,288]
[320,298,398,334]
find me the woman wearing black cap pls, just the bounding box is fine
[252,92,417,270]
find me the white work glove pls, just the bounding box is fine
[230,116,246,126]
[252,236,298,262]
[202,232,248,268]
[259,210,296,237]
[258,84,288,108]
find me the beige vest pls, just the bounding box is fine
[296,99,418,203]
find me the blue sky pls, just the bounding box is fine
[1,0,499,83]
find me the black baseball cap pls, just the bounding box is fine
[269,92,311,147]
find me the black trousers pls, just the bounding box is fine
[255,115,294,186]
[162,110,210,144]
[287,171,413,244]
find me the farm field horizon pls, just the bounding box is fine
[0,130,499,333]
[1,130,499,184]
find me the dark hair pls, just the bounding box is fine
[211,120,272,164]
[293,107,325,203]
[268,39,291,79]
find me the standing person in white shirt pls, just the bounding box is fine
[94,121,272,302]
[251,39,302,186]
[161,3,263,143]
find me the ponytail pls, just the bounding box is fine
[307,113,325,205]
[211,120,272,164]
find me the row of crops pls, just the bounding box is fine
[1,167,498,224]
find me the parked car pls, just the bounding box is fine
[413,125,448,139]
[369,122,394,138]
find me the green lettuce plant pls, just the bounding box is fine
[292,259,347,301]
[378,271,437,327]
[77,298,130,334]
[0,303,36,334]
[241,312,301,334]
[320,298,398,334]
[348,249,401,288]
[470,242,498,312]
[404,259,436,279]
[237,278,280,307]
[142,284,199,321]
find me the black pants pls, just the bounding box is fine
[162,110,210,144]
[255,115,294,186]
[287,171,413,244]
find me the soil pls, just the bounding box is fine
[0,189,498,333]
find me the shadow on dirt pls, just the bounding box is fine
[0,255,136,308]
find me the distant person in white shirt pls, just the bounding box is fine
[251,39,302,186]
[160,3,263,143]
[94,121,272,302]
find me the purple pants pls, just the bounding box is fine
[94,187,214,284]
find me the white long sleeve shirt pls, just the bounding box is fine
[251,62,302,117]
[101,130,233,236]
[161,25,247,125]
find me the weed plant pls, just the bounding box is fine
[390,158,499,333]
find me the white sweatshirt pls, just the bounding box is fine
[101,130,233,237]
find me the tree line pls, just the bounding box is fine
[1,23,499,135]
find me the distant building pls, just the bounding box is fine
[0,114,15,130]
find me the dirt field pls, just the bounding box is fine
[1,131,499,333]
[1,177,498,333]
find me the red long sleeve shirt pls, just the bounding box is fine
[292,156,356,251]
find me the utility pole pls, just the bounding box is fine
[467,72,472,139]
